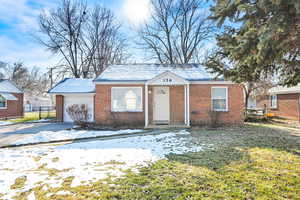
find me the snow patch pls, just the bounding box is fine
[27,192,36,200]
[0,121,13,126]
[12,129,144,145]
[0,130,212,199]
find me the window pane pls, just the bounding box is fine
[0,95,5,101]
[270,95,277,108]
[0,101,6,108]
[125,90,137,110]
[212,88,226,99]
[213,99,226,110]
[112,87,142,112]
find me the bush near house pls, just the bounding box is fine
[66,104,90,128]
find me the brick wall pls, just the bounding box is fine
[94,83,244,126]
[0,93,24,119]
[257,93,300,121]
[189,84,244,125]
[95,84,145,126]
[56,95,64,122]
[170,86,185,124]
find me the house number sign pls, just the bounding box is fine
[162,78,172,82]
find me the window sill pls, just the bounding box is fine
[111,111,143,113]
[0,107,7,110]
[212,110,228,112]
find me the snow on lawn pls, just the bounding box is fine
[0,130,212,199]
[0,121,13,126]
[12,129,144,145]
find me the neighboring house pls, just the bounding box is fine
[49,64,244,126]
[247,96,257,109]
[24,95,53,112]
[257,84,300,121]
[0,79,24,119]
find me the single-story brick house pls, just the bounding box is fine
[257,84,300,121]
[49,64,244,127]
[0,79,24,119]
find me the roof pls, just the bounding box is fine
[0,79,23,93]
[94,64,214,82]
[269,84,300,94]
[48,78,95,94]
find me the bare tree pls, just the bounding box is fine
[38,0,87,78]
[37,0,128,78]
[86,5,128,76]
[0,62,50,96]
[138,0,215,64]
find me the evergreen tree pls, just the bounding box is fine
[208,0,300,86]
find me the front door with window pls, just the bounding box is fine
[153,87,170,124]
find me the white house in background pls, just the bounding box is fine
[24,95,53,112]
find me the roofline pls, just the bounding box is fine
[95,80,234,85]
[94,78,222,82]
[269,90,300,95]
[49,92,96,94]
[47,78,70,93]
[0,79,24,93]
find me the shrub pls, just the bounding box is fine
[207,109,220,128]
[66,104,90,128]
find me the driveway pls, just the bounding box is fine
[0,122,74,147]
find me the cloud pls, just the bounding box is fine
[0,35,58,69]
[0,0,60,68]
[0,0,144,69]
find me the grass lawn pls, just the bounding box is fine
[7,111,56,123]
[7,123,300,199]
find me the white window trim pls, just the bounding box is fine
[211,86,228,112]
[270,94,277,109]
[111,87,143,112]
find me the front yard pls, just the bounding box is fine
[0,123,300,199]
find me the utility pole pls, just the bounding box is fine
[49,67,53,89]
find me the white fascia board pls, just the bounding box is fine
[53,93,95,96]
[95,81,146,85]
[146,71,189,85]
[269,90,300,95]
[190,81,234,84]
[94,80,235,85]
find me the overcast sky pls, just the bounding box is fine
[0,0,151,70]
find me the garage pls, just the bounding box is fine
[63,94,94,122]
[48,78,95,123]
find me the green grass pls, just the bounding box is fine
[11,123,300,199]
[10,176,27,190]
[6,111,56,123]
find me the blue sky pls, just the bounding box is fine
[0,0,145,70]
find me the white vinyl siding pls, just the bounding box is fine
[211,87,228,111]
[111,87,143,112]
[270,94,277,109]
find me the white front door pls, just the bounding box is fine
[153,87,170,124]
